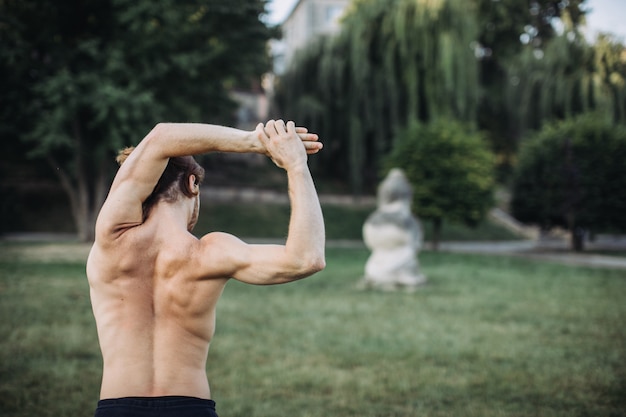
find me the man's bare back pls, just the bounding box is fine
[87,121,325,415]
[87,221,226,399]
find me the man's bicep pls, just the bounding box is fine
[201,233,293,285]
[233,245,296,285]
[96,135,169,238]
[95,183,145,238]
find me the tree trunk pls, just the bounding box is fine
[571,227,585,252]
[59,165,108,243]
[75,159,109,242]
[46,123,111,242]
[432,218,442,251]
[566,210,585,252]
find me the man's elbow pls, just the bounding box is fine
[310,255,326,274]
[146,123,170,142]
[297,253,326,277]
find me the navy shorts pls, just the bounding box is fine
[94,396,219,417]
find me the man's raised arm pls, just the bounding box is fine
[95,122,321,240]
[207,120,325,285]
[138,122,321,159]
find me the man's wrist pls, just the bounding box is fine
[285,161,310,175]
[247,129,266,154]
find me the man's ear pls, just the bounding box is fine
[188,175,199,195]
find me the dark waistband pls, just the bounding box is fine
[97,396,215,409]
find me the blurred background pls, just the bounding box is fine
[1,0,625,252]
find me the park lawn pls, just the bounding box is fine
[0,243,625,417]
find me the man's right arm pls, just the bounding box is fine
[198,120,325,284]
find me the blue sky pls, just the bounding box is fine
[265,0,626,41]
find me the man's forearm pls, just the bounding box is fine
[147,123,264,157]
[284,165,326,270]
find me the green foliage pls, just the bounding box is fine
[505,30,598,137]
[0,0,273,240]
[384,120,496,229]
[274,0,480,194]
[511,113,626,235]
[594,34,626,124]
[275,0,594,189]
[473,0,589,178]
[473,0,587,61]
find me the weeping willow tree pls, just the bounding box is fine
[274,0,480,194]
[594,34,626,125]
[504,19,598,139]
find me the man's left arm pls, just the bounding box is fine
[138,122,321,159]
[94,122,320,241]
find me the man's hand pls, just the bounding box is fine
[256,120,323,170]
[293,126,323,155]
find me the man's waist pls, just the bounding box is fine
[100,366,211,400]
[98,396,214,405]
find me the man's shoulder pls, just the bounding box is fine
[197,231,249,260]
[182,231,250,280]
[199,231,244,245]
[152,232,229,280]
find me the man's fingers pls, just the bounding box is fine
[265,119,289,136]
[268,121,316,141]
[295,126,318,142]
[265,119,276,136]
[275,119,287,134]
[299,133,319,142]
[263,120,321,152]
[256,122,267,140]
[304,141,323,154]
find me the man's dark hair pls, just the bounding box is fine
[117,147,205,220]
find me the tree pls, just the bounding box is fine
[0,0,273,241]
[471,0,588,178]
[384,120,496,249]
[594,34,626,124]
[274,0,480,195]
[505,29,597,138]
[511,114,626,251]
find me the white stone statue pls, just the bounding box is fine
[360,168,426,291]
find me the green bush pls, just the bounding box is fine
[385,119,496,247]
[511,114,626,250]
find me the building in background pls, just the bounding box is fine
[272,0,350,75]
[237,0,350,128]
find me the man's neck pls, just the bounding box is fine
[149,201,193,232]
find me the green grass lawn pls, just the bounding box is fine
[1,244,625,417]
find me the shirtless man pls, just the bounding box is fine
[87,120,325,417]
